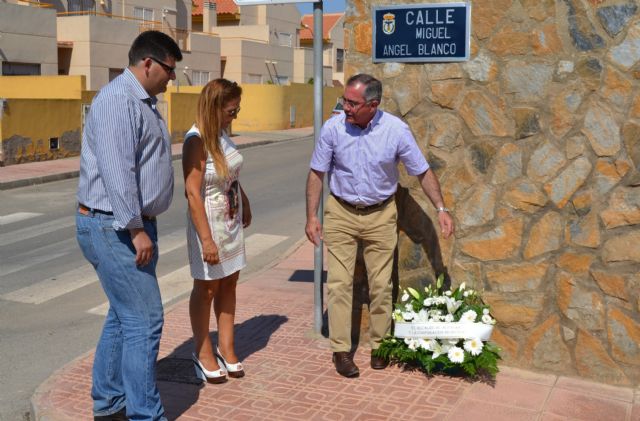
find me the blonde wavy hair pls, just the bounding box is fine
[195,78,242,180]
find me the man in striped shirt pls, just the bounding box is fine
[76,31,182,421]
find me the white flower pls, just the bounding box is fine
[483,308,490,315]
[447,346,465,363]
[406,338,419,351]
[416,309,429,322]
[418,338,432,350]
[446,339,459,346]
[445,297,462,314]
[423,297,434,306]
[459,282,466,291]
[460,310,478,323]
[445,290,452,296]
[402,311,416,321]
[444,314,454,322]
[463,291,470,297]
[463,338,484,356]
[404,303,413,311]
[482,314,494,324]
[401,292,410,302]
[431,340,444,359]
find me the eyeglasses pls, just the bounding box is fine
[225,106,241,117]
[147,57,175,75]
[339,96,371,110]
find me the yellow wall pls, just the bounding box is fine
[1,99,83,164]
[0,75,86,99]
[166,83,342,137]
[0,76,341,165]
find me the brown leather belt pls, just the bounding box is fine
[332,194,393,212]
[78,203,156,222]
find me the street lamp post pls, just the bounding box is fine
[312,1,324,335]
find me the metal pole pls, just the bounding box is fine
[313,0,324,334]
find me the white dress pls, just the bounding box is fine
[185,125,246,280]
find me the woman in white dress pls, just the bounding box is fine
[182,79,251,384]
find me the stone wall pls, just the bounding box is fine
[345,0,640,386]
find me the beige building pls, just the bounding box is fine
[0,2,59,76]
[193,0,307,85]
[299,12,344,86]
[1,0,221,90]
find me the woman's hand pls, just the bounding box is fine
[202,239,220,265]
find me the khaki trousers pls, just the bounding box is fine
[324,194,397,352]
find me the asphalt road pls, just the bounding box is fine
[0,136,316,421]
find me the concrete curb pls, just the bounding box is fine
[0,134,312,191]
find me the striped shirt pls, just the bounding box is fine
[76,68,174,229]
[310,110,429,206]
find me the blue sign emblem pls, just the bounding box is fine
[373,3,471,63]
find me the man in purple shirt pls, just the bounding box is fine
[306,74,454,378]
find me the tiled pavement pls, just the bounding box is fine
[32,241,640,420]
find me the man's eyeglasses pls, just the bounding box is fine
[147,57,175,75]
[225,106,241,117]
[339,96,371,110]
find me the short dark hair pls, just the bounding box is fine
[346,74,382,102]
[128,30,183,66]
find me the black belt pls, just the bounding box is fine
[78,204,156,222]
[332,194,393,212]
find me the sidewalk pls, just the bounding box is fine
[0,126,313,190]
[31,238,639,420]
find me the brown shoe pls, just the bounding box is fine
[332,352,359,378]
[371,351,389,370]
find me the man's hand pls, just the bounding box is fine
[130,228,154,266]
[438,211,454,239]
[305,169,325,246]
[305,215,323,246]
[201,238,220,265]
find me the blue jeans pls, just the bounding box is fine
[76,211,166,421]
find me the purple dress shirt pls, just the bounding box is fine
[310,110,429,206]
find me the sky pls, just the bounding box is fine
[296,0,345,16]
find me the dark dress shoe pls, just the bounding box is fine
[332,352,359,378]
[371,351,389,369]
[94,407,127,421]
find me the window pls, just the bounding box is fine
[68,0,95,12]
[134,7,154,22]
[247,74,262,84]
[109,68,124,81]
[2,62,41,76]
[191,70,210,86]
[336,49,344,73]
[277,32,292,47]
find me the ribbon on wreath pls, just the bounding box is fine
[394,322,494,340]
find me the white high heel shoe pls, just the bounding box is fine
[215,346,245,378]
[192,353,227,384]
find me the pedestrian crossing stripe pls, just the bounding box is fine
[0,212,43,226]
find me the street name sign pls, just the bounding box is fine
[372,3,471,63]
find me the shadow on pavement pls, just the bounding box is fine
[156,314,288,420]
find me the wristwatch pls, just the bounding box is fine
[436,207,450,213]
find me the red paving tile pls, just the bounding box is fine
[32,241,639,420]
[447,399,539,421]
[544,388,630,420]
[555,376,635,402]
[463,375,552,410]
